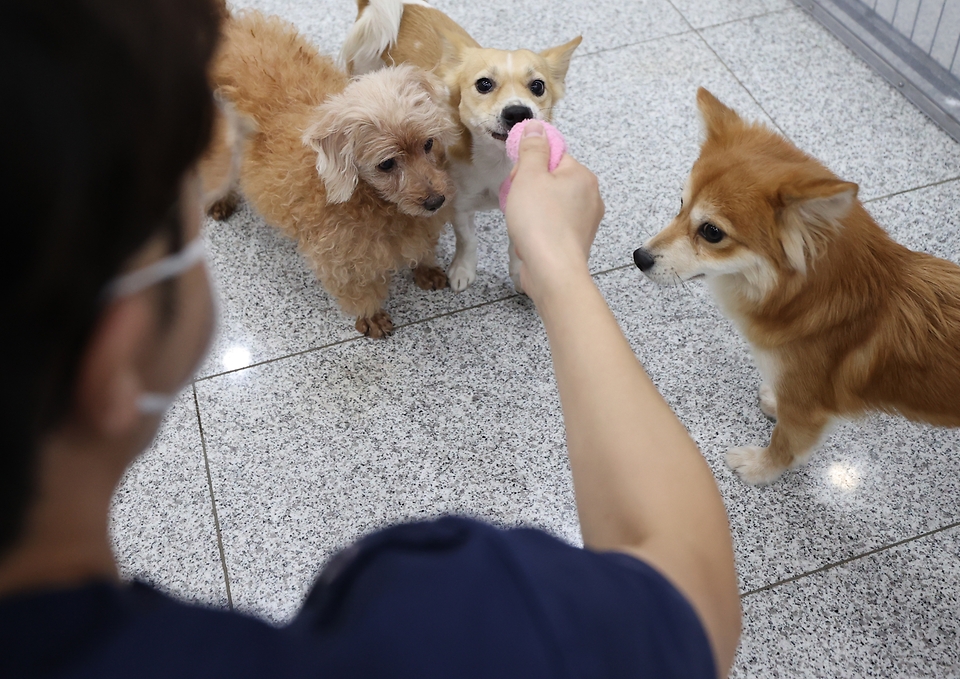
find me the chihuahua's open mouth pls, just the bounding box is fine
[491,131,508,141]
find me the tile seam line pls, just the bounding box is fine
[862,174,960,203]
[193,384,234,609]
[739,517,960,600]
[671,1,793,140]
[193,265,634,382]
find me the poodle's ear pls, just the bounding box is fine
[302,101,358,204]
[540,36,582,85]
[777,177,858,273]
[404,66,459,148]
[697,87,742,140]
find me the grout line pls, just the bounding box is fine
[572,28,697,61]
[688,6,795,32]
[739,518,960,600]
[667,1,792,140]
[194,265,635,382]
[862,175,960,204]
[194,384,234,610]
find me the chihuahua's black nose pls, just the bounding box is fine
[501,105,534,129]
[423,194,446,211]
[633,248,656,271]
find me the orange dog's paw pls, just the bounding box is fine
[759,383,778,420]
[726,445,786,485]
[355,310,394,339]
[413,265,448,291]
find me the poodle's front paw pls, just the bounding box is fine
[207,191,240,221]
[726,445,786,485]
[759,383,778,420]
[413,264,448,291]
[447,256,477,292]
[355,310,394,339]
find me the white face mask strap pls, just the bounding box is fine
[137,392,179,415]
[105,236,206,299]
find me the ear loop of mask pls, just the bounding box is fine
[104,234,210,415]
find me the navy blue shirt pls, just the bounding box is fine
[1,517,715,678]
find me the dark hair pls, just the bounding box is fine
[0,0,222,556]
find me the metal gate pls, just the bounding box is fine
[796,0,960,142]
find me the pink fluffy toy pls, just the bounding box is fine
[498,119,567,212]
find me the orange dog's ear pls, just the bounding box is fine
[778,177,859,273]
[696,87,742,139]
[302,102,358,204]
[540,36,582,84]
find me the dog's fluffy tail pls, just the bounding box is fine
[340,0,430,74]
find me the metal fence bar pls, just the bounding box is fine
[794,0,960,142]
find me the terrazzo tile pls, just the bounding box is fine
[428,0,689,56]
[196,298,578,621]
[700,8,960,200]
[109,389,228,607]
[669,0,792,29]
[731,526,960,678]
[553,34,777,272]
[200,204,516,378]
[228,0,690,60]
[865,177,960,263]
[601,267,960,592]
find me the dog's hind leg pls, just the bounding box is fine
[758,383,778,420]
[207,191,241,221]
[727,406,830,485]
[448,210,478,292]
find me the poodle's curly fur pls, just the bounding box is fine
[207,11,458,337]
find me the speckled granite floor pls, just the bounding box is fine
[108,0,960,675]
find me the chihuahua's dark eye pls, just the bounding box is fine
[424,138,434,153]
[377,158,396,172]
[699,222,724,243]
[529,79,545,97]
[475,77,494,93]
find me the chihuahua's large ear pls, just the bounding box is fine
[541,36,582,84]
[302,100,358,204]
[778,177,859,273]
[696,87,742,139]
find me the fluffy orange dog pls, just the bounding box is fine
[634,88,960,485]
[341,0,580,293]
[207,11,457,338]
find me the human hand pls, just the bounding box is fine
[504,121,604,304]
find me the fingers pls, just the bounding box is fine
[514,120,551,175]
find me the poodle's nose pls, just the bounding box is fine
[633,248,656,271]
[501,105,534,129]
[423,194,445,211]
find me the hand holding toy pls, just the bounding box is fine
[498,119,567,212]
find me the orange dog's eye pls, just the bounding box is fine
[424,138,434,153]
[475,78,494,93]
[377,158,396,172]
[699,223,725,243]
[529,79,545,97]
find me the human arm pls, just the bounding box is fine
[504,122,741,675]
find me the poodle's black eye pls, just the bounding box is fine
[377,158,396,172]
[424,138,434,153]
[529,79,545,97]
[699,222,725,243]
[475,77,494,93]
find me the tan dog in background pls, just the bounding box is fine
[205,11,457,338]
[341,0,581,292]
[634,88,960,485]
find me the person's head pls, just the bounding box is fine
[1,0,223,557]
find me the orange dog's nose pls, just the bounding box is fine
[633,248,655,271]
